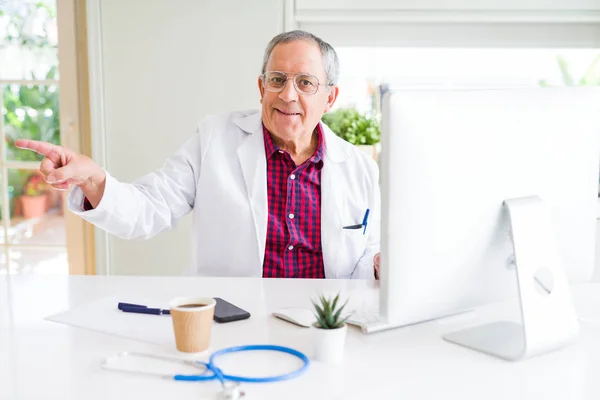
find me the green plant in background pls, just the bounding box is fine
[321,108,381,146]
[539,54,600,87]
[3,66,60,162]
[312,292,350,329]
[1,1,61,217]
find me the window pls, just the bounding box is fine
[334,48,600,114]
[0,0,67,274]
[331,47,600,194]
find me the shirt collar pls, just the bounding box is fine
[262,123,279,159]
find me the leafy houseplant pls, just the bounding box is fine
[311,292,350,364]
[321,108,381,160]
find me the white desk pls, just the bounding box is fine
[2,275,600,400]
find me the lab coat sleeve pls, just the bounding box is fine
[350,160,381,280]
[66,125,203,240]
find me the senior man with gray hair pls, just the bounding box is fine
[15,30,382,280]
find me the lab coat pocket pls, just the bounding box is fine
[337,226,368,278]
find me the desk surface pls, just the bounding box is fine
[2,275,600,400]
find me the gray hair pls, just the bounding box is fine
[261,30,340,86]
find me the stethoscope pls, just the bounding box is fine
[101,344,310,399]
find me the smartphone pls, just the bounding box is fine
[213,297,251,323]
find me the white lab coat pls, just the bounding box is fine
[67,110,380,279]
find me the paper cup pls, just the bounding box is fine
[169,296,216,353]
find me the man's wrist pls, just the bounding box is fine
[80,169,106,208]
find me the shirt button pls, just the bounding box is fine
[290,174,296,180]
[288,245,294,250]
[278,150,284,154]
[289,213,294,219]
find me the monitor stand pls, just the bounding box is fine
[443,196,579,361]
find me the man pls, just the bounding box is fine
[16,30,382,279]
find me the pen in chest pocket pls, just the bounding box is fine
[343,208,370,235]
[361,209,370,234]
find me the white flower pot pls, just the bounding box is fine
[312,323,347,364]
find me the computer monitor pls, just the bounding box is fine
[374,87,600,360]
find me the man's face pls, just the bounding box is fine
[258,40,338,142]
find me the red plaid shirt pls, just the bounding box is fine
[262,124,325,278]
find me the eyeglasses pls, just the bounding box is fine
[261,71,333,96]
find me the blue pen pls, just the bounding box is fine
[362,208,370,235]
[118,302,170,315]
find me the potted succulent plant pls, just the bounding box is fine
[311,292,351,364]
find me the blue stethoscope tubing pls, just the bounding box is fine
[173,344,309,383]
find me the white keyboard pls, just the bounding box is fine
[346,310,388,333]
[345,301,404,334]
[347,309,421,334]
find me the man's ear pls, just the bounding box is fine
[323,85,339,113]
[258,76,265,103]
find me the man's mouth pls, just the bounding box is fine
[275,109,301,116]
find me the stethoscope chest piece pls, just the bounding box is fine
[219,382,244,400]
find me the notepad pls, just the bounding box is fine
[45,294,175,345]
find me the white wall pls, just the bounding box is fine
[91,0,283,275]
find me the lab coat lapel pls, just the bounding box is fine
[320,123,349,278]
[235,113,268,267]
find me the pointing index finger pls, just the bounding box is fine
[14,139,60,158]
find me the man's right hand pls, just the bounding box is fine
[14,139,106,208]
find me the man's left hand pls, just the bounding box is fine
[373,253,380,280]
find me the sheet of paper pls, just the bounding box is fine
[45,294,175,345]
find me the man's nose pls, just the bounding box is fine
[278,79,298,103]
